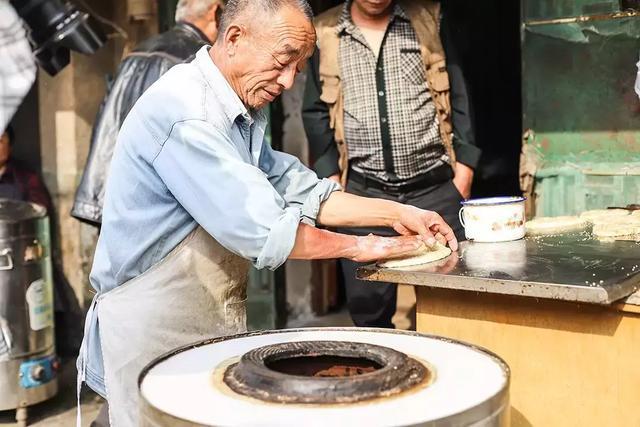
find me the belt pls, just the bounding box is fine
[348,165,454,194]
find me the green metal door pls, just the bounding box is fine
[522,0,640,216]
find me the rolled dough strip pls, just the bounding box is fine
[580,209,630,223]
[525,216,588,236]
[378,242,452,268]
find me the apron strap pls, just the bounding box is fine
[76,295,98,427]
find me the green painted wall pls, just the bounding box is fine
[522,3,640,216]
[524,0,626,21]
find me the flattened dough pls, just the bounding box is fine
[632,210,640,217]
[591,215,640,226]
[525,216,588,236]
[580,209,630,223]
[593,220,640,239]
[378,242,452,268]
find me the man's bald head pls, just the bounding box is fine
[216,0,313,43]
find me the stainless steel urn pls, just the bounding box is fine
[0,200,58,425]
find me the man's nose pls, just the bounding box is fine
[276,66,297,90]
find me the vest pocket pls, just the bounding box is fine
[225,298,247,333]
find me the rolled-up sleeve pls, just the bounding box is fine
[259,142,341,225]
[153,119,303,270]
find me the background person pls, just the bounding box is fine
[303,0,480,328]
[72,0,225,226]
[78,1,458,424]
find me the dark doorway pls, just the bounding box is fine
[443,0,523,197]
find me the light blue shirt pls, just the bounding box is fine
[82,47,340,396]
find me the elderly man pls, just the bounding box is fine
[77,0,457,425]
[72,0,225,226]
[303,0,480,328]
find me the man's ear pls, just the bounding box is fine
[211,2,223,27]
[224,24,243,56]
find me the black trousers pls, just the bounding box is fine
[337,177,465,328]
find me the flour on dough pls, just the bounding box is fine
[580,209,630,223]
[590,213,640,227]
[593,220,640,240]
[378,242,452,268]
[525,216,588,236]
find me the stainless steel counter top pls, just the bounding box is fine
[357,233,640,305]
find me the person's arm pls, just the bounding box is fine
[153,119,422,270]
[24,171,53,213]
[302,49,341,183]
[289,223,422,263]
[261,137,458,251]
[259,141,340,226]
[317,191,458,251]
[440,11,480,198]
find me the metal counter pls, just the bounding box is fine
[358,232,640,304]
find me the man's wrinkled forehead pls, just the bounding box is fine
[273,31,316,60]
[252,5,313,49]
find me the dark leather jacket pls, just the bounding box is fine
[71,22,210,225]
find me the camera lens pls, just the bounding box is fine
[10,0,106,75]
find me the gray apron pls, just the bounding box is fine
[77,226,249,426]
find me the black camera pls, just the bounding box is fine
[10,0,106,76]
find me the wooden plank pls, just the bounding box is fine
[416,287,640,427]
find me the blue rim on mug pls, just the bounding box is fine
[460,196,527,207]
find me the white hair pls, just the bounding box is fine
[175,0,220,22]
[217,0,312,41]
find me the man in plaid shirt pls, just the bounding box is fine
[303,0,480,328]
[0,1,36,135]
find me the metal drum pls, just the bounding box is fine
[139,328,510,426]
[0,200,58,422]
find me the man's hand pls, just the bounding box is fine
[390,205,458,251]
[453,162,474,199]
[317,192,459,251]
[350,234,422,263]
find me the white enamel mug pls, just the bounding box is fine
[458,196,526,242]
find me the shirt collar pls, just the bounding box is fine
[336,1,409,35]
[193,46,254,126]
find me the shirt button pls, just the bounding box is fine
[378,91,385,97]
[378,67,383,72]
[381,117,387,123]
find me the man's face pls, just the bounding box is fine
[352,0,394,17]
[228,7,316,110]
[0,133,10,165]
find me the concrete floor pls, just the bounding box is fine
[0,285,416,426]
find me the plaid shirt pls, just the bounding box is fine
[0,2,36,133]
[338,2,445,182]
[303,1,480,185]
